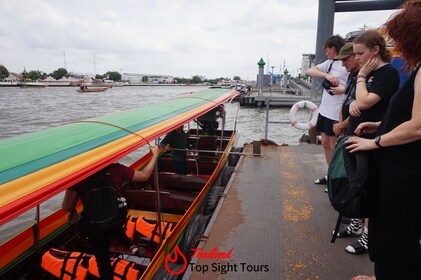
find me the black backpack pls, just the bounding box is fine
[327,136,371,242]
[81,168,125,234]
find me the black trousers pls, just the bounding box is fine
[87,222,133,279]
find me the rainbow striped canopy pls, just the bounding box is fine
[0,89,237,225]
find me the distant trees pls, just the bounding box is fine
[22,70,46,81]
[106,71,121,81]
[142,76,149,83]
[233,76,241,81]
[191,75,202,84]
[50,68,68,80]
[0,64,9,80]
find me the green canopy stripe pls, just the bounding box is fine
[0,89,231,184]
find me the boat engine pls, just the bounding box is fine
[196,105,224,134]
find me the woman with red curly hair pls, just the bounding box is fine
[346,1,421,279]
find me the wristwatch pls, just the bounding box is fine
[374,135,383,148]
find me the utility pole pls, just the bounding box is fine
[63,50,67,70]
[93,53,96,77]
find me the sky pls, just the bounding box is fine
[0,0,400,80]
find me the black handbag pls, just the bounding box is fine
[322,61,335,96]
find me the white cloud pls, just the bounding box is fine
[0,0,399,79]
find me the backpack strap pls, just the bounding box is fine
[331,213,342,243]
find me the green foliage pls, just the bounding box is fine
[95,74,106,80]
[233,76,241,81]
[142,76,149,82]
[191,75,202,84]
[50,68,68,80]
[106,71,122,81]
[0,64,9,80]
[23,70,45,81]
[175,77,188,84]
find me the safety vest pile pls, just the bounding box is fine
[125,216,174,244]
[41,248,139,280]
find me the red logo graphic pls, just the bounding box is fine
[164,245,188,275]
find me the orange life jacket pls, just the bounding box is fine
[125,216,174,244]
[88,256,139,280]
[41,249,88,280]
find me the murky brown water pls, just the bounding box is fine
[0,85,307,243]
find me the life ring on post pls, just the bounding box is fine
[289,101,319,130]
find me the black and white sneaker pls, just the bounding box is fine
[345,230,368,255]
[334,218,363,238]
[314,176,327,185]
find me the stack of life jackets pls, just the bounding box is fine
[41,248,139,280]
[124,216,175,244]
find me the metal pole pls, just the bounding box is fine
[264,100,270,142]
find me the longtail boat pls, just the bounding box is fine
[0,89,240,279]
[77,86,108,93]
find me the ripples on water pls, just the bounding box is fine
[0,85,307,243]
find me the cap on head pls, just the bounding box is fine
[334,42,354,60]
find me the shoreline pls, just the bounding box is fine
[0,83,208,87]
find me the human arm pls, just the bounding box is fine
[354,58,384,110]
[306,65,340,87]
[346,70,421,152]
[62,189,79,222]
[62,189,78,212]
[131,146,160,182]
[349,100,361,117]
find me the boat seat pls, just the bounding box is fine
[197,136,217,157]
[151,173,207,191]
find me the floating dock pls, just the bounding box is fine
[185,143,373,279]
[239,94,315,107]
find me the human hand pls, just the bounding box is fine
[349,101,361,117]
[67,209,79,224]
[354,122,380,136]
[333,123,345,136]
[326,74,339,86]
[359,57,380,77]
[150,145,160,155]
[345,137,377,152]
[330,85,345,95]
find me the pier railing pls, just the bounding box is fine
[264,99,293,143]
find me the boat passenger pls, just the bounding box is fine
[160,125,191,174]
[62,145,159,280]
[306,35,349,186]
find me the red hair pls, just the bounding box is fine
[383,0,421,70]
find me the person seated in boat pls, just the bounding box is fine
[160,125,191,174]
[61,145,159,280]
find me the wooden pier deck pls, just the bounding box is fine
[184,143,373,280]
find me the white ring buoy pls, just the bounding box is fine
[289,101,319,130]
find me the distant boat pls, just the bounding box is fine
[77,86,108,93]
[18,82,48,88]
[209,83,233,89]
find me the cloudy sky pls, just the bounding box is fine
[0,0,399,80]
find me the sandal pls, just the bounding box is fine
[130,245,146,257]
[352,276,375,280]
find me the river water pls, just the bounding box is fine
[0,85,307,243]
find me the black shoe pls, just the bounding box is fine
[345,231,368,255]
[334,225,363,238]
[314,176,327,185]
[130,246,146,257]
[345,239,368,255]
